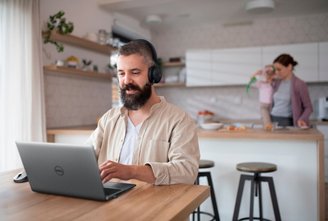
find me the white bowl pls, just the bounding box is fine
[200,123,224,130]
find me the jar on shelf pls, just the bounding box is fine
[98,29,108,45]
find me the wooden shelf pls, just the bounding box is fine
[155,82,185,88]
[43,31,116,55]
[44,65,112,81]
[162,62,185,67]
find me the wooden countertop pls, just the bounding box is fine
[47,125,324,141]
[47,125,97,135]
[198,127,324,141]
[1,169,210,221]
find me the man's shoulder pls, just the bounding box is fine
[160,101,194,122]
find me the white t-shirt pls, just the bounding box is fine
[119,117,142,164]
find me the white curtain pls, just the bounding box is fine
[0,0,46,172]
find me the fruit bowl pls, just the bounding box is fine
[200,122,224,130]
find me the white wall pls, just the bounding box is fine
[153,13,328,61]
[41,0,114,128]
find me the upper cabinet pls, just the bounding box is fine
[212,47,261,85]
[262,42,319,82]
[186,47,261,86]
[319,42,328,81]
[186,41,327,86]
[186,50,211,86]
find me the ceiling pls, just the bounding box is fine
[99,0,328,31]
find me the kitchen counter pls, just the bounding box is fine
[197,127,324,221]
[198,127,323,140]
[47,124,323,141]
[46,126,324,220]
[47,124,96,142]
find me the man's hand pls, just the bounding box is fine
[99,161,134,183]
[99,160,156,184]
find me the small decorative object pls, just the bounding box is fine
[98,29,108,45]
[93,65,98,72]
[82,59,92,71]
[106,63,116,72]
[66,56,79,68]
[43,10,74,52]
[55,60,64,67]
[84,32,98,42]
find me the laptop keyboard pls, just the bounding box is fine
[104,188,120,196]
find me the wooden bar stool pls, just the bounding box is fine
[232,162,281,221]
[192,159,220,221]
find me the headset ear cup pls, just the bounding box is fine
[148,66,162,84]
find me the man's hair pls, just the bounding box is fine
[118,40,155,67]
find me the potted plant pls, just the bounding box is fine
[43,10,74,52]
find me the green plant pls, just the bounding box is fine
[43,10,74,52]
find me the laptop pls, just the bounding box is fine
[15,141,136,201]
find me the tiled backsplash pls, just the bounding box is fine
[157,83,328,121]
[45,73,111,128]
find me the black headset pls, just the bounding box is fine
[134,39,162,84]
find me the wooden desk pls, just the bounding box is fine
[0,169,209,221]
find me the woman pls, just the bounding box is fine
[271,54,313,127]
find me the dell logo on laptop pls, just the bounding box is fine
[54,166,64,176]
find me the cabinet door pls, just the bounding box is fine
[319,42,328,81]
[212,47,261,85]
[262,43,319,82]
[186,50,211,86]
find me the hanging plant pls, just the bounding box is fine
[43,10,74,52]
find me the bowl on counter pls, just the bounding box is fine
[200,122,224,130]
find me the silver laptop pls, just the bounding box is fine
[16,141,136,201]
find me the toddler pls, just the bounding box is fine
[251,65,276,129]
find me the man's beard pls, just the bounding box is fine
[120,83,152,110]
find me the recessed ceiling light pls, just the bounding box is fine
[246,0,275,14]
[145,14,162,25]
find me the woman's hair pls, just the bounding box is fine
[273,53,298,68]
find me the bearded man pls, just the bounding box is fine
[87,39,199,185]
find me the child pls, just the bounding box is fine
[251,65,276,130]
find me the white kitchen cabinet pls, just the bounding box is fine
[262,42,319,82]
[319,42,328,81]
[186,42,324,86]
[316,124,328,182]
[186,50,212,86]
[212,47,261,85]
[186,47,261,86]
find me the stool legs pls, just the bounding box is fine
[192,171,220,221]
[233,174,281,221]
[263,176,281,221]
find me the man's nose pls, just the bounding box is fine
[123,74,133,84]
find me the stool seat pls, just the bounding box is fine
[237,162,277,173]
[233,162,281,221]
[199,159,215,169]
